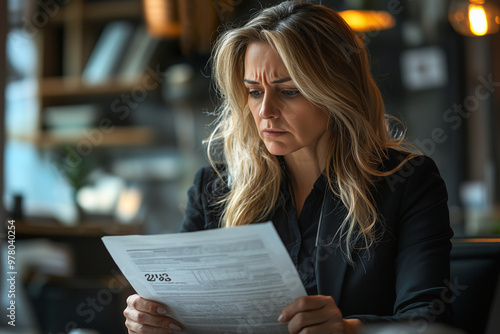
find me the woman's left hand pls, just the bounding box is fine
[278,295,362,334]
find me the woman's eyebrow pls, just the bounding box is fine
[272,77,292,84]
[243,77,292,84]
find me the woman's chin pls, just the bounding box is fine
[264,144,291,157]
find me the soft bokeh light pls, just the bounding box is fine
[449,0,500,36]
[115,187,143,223]
[469,5,488,35]
[143,0,181,37]
[339,10,396,32]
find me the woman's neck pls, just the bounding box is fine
[284,153,325,216]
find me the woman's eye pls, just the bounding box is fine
[249,91,262,98]
[283,90,299,97]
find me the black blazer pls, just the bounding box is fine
[181,150,453,325]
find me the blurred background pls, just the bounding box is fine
[0,0,499,333]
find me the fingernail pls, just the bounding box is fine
[278,313,284,322]
[169,323,182,331]
[157,307,167,315]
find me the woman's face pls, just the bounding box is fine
[244,42,330,160]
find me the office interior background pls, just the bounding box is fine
[1,0,500,333]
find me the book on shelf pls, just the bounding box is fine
[43,104,100,130]
[117,25,161,82]
[82,21,134,84]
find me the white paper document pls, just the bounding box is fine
[102,222,307,334]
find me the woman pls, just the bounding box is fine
[124,1,453,333]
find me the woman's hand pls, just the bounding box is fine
[278,295,362,334]
[124,294,183,333]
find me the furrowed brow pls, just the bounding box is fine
[244,79,260,85]
[243,77,292,84]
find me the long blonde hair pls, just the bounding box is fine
[207,1,413,259]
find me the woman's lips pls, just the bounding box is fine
[263,129,287,137]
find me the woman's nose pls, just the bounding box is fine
[259,93,280,119]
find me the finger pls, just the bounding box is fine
[125,318,175,334]
[124,305,183,331]
[296,320,345,334]
[287,307,330,330]
[287,306,343,334]
[279,296,336,322]
[127,294,170,315]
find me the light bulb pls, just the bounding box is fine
[449,0,500,36]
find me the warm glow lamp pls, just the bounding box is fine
[142,0,181,38]
[337,0,396,32]
[339,10,396,32]
[449,0,500,36]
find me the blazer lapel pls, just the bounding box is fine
[315,191,349,305]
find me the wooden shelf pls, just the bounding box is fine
[38,76,152,98]
[83,1,143,21]
[10,126,154,147]
[15,220,143,237]
[50,0,142,24]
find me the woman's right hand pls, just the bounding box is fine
[124,294,183,333]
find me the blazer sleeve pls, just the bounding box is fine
[353,155,454,325]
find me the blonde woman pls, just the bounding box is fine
[124,1,453,333]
